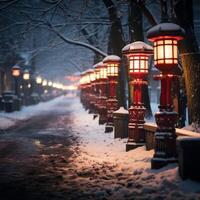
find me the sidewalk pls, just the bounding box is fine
[65,97,200,199]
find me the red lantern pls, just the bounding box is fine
[123,41,153,79]
[147,22,185,169]
[103,55,121,132]
[103,55,120,78]
[122,41,153,151]
[12,65,21,77]
[147,23,184,73]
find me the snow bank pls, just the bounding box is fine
[0,95,67,130]
[66,97,200,199]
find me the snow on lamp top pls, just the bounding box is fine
[122,41,153,78]
[122,41,153,55]
[147,23,185,41]
[103,55,121,77]
[147,23,185,73]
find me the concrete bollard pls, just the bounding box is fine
[113,107,129,139]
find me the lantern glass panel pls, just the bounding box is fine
[95,70,100,80]
[165,45,173,59]
[173,45,178,59]
[12,69,20,77]
[23,73,30,80]
[154,39,178,66]
[158,45,164,59]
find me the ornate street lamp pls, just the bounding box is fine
[97,61,108,124]
[103,55,121,132]
[122,41,153,151]
[12,65,21,96]
[48,81,53,87]
[36,76,42,84]
[22,69,31,105]
[42,79,47,86]
[147,22,185,169]
[23,70,30,80]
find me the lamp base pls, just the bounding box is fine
[151,157,177,169]
[99,115,107,125]
[105,124,113,133]
[126,142,145,152]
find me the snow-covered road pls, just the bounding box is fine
[0,95,199,200]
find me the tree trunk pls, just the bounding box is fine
[174,0,200,126]
[128,0,152,118]
[102,0,126,107]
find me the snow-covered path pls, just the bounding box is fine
[0,95,200,200]
[66,96,200,200]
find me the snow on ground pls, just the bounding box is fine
[0,95,200,199]
[66,97,200,199]
[0,95,67,130]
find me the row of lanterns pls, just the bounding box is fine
[12,66,68,91]
[80,22,185,170]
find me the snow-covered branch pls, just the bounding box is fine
[48,23,108,57]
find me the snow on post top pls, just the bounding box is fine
[86,68,94,73]
[113,107,129,114]
[103,55,121,63]
[122,41,153,55]
[93,61,104,69]
[147,23,185,41]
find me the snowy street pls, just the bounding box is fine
[0,95,200,200]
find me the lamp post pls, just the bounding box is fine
[98,61,108,124]
[93,63,101,114]
[147,22,185,169]
[23,69,30,105]
[12,65,21,96]
[122,41,153,151]
[88,69,95,112]
[103,55,121,132]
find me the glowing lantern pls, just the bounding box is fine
[103,55,121,77]
[96,62,107,79]
[122,41,153,78]
[42,79,47,86]
[23,70,30,80]
[36,76,42,84]
[12,65,21,77]
[48,81,53,87]
[147,23,185,73]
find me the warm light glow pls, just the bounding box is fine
[48,81,53,86]
[12,66,21,77]
[65,85,78,90]
[129,55,148,74]
[99,65,107,79]
[90,71,96,82]
[23,71,30,80]
[154,39,178,66]
[42,79,47,86]
[95,68,100,80]
[36,76,42,84]
[107,63,119,77]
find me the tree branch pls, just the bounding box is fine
[135,0,158,26]
[48,23,108,57]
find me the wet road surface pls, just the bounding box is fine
[0,99,78,200]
